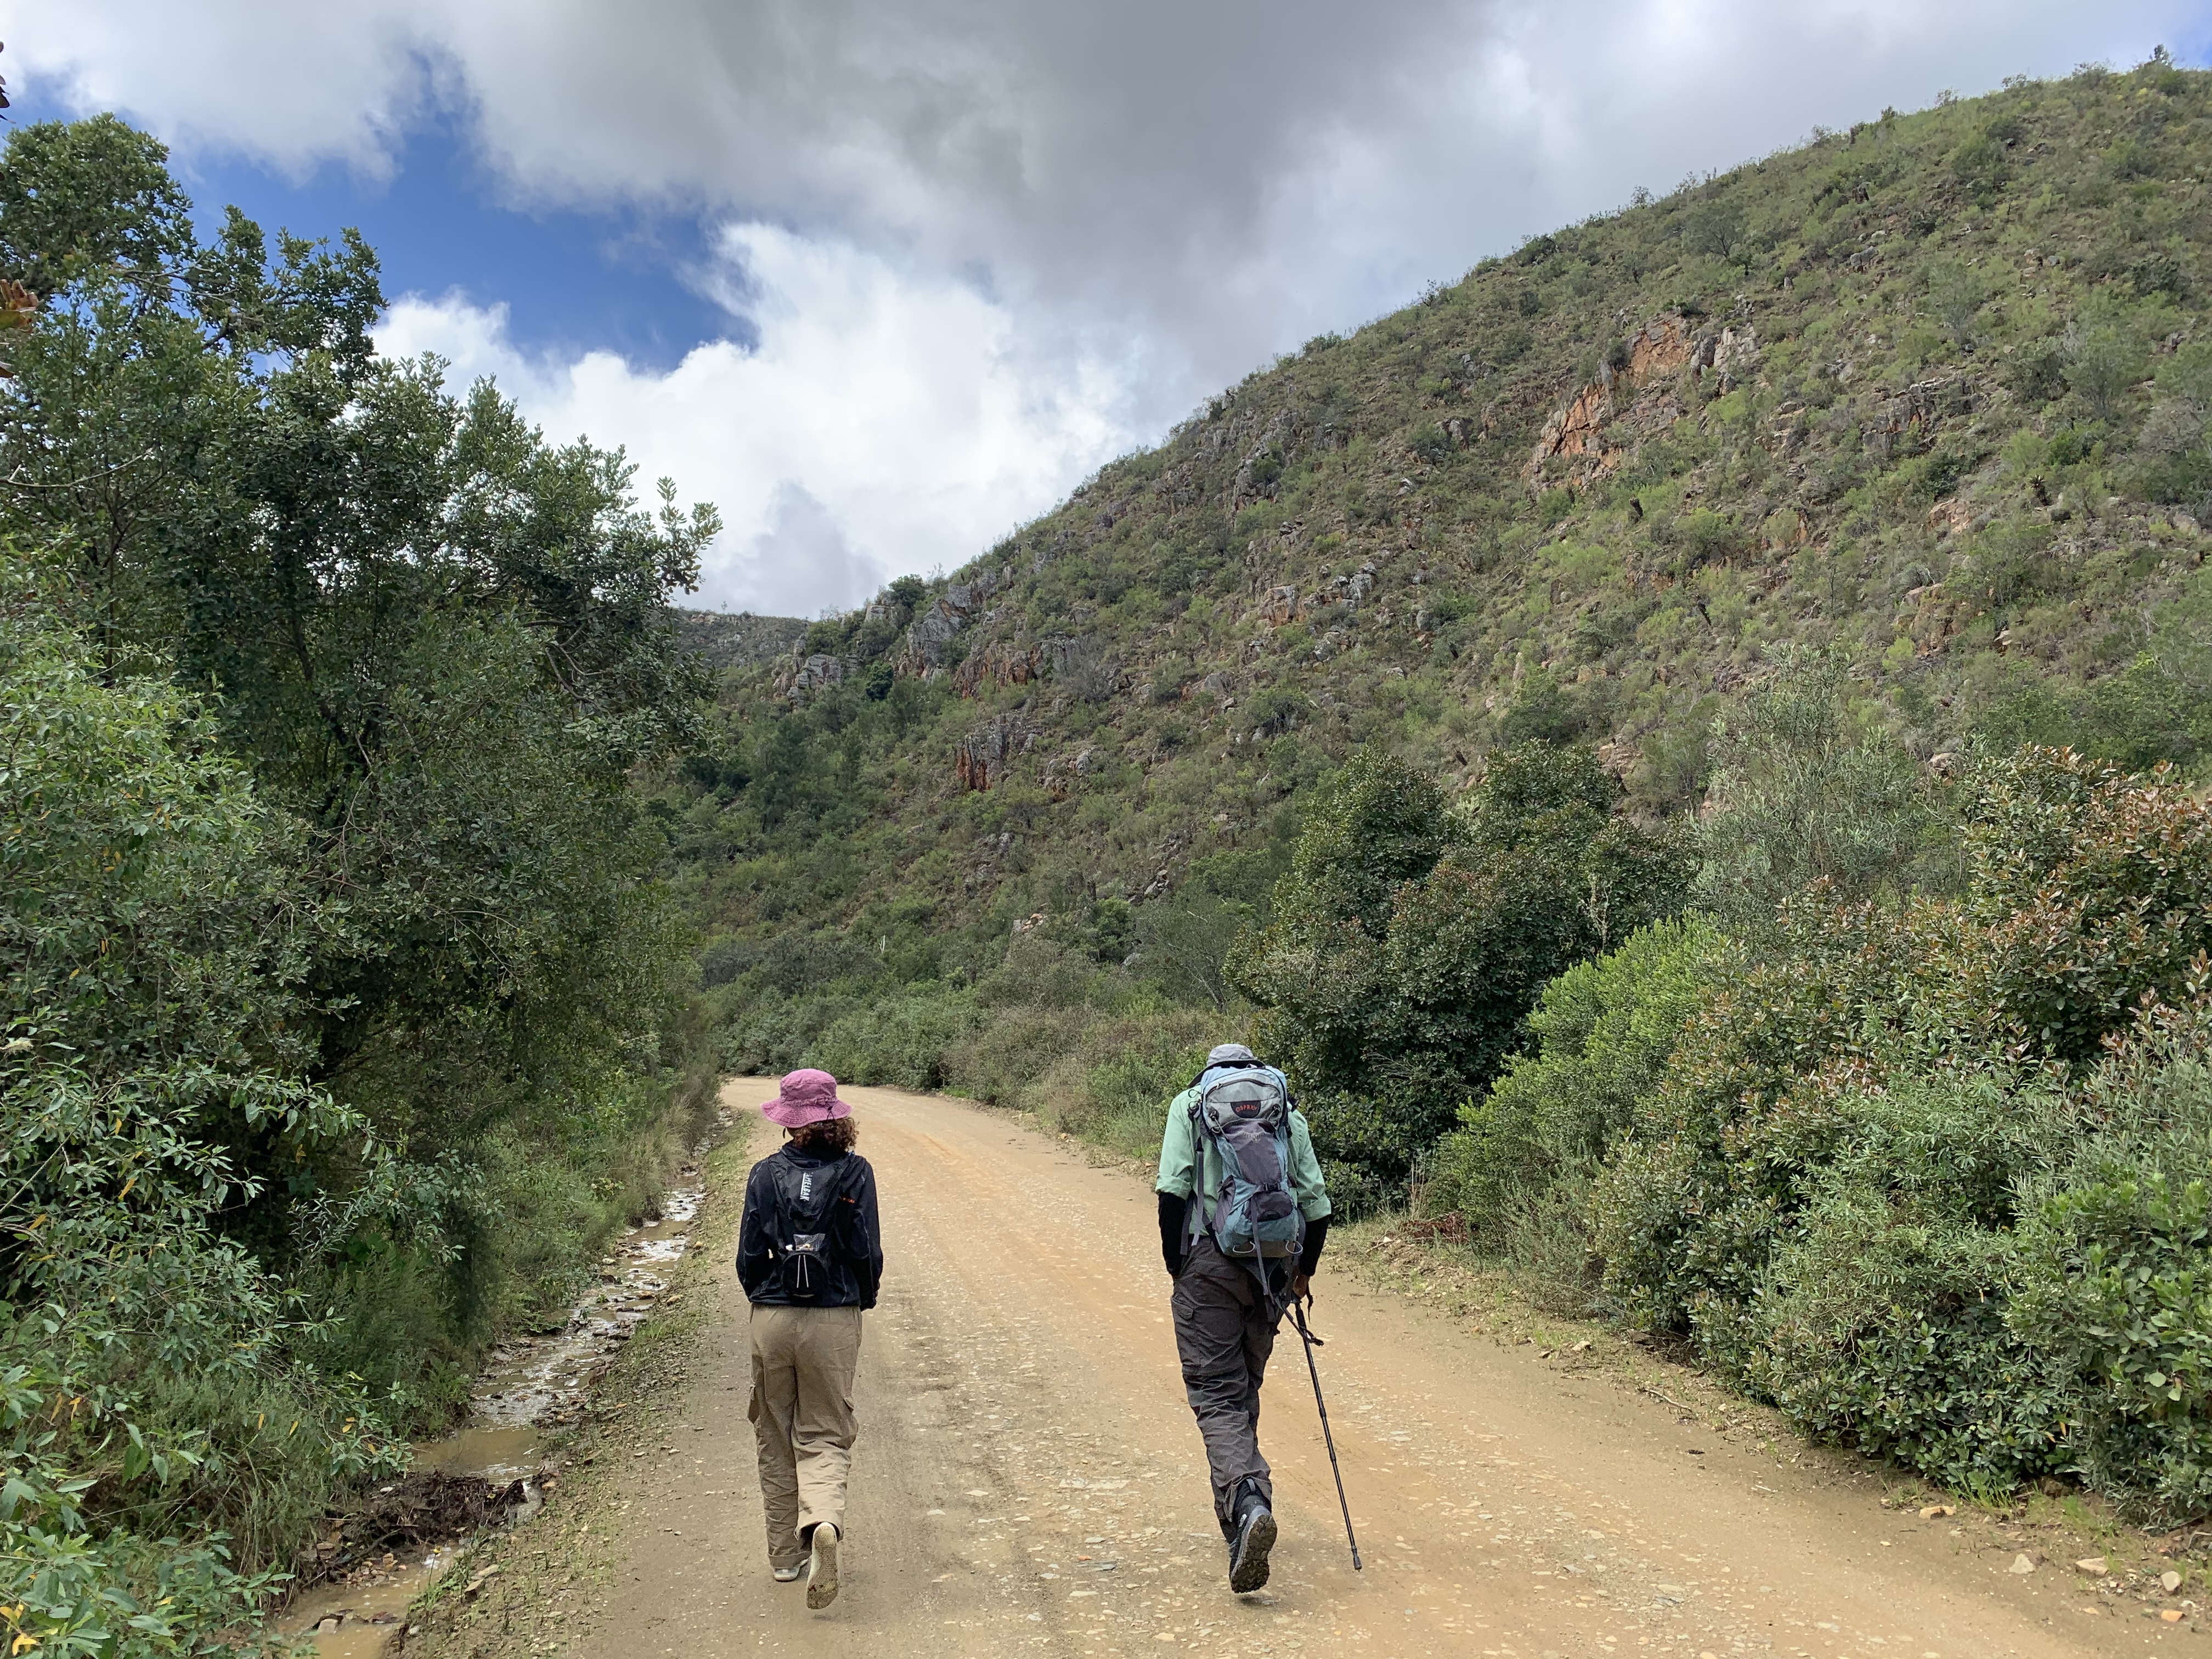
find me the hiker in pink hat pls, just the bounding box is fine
[735,1069,883,1609]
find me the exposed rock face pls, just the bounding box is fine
[1711,324,1760,389]
[952,640,1045,693]
[1530,313,1769,478]
[953,713,1033,791]
[944,631,1111,696]
[774,650,847,701]
[902,566,1012,673]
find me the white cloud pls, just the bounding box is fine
[21,0,2212,610]
[379,224,1135,611]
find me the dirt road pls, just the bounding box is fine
[573,1083,2146,1658]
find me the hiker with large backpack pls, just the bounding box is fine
[736,1069,885,1610]
[1155,1042,1331,1593]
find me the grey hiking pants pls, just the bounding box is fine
[748,1304,863,1568]
[1171,1237,1290,1531]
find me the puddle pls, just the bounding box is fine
[284,1548,452,1658]
[291,1118,726,1653]
[414,1425,546,1479]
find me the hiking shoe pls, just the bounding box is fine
[1227,1498,1276,1594]
[772,1565,802,1583]
[806,1523,841,1609]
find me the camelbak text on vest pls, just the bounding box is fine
[777,1158,834,1299]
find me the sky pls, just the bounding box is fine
[15,3,2212,616]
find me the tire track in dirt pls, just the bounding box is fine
[573,1083,2128,1658]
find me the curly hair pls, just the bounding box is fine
[788,1116,858,1155]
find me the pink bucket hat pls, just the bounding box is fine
[761,1068,852,1128]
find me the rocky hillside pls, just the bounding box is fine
[661,56,2212,982]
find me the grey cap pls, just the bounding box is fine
[1206,1042,1259,1067]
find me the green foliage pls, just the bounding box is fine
[1132,845,1293,1009]
[1234,744,1690,1204]
[1738,1067,2071,1497]
[1696,649,1956,934]
[1429,918,1724,1267]
[0,110,720,1629]
[1573,751,2212,1513]
[2012,996,2212,1522]
[1,559,403,1651]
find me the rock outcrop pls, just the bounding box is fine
[772,649,848,701]
[953,713,1033,791]
[1529,313,1763,479]
[902,566,1013,673]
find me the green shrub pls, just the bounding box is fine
[2012,997,2212,1522]
[811,990,985,1090]
[1430,917,1724,1263]
[1584,749,2212,1511]
[1736,1069,2072,1497]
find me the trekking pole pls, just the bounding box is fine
[1289,1299,1362,1571]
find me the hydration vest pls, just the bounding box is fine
[770,1154,843,1300]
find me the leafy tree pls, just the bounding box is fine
[0,115,717,1194]
[0,112,725,1605]
[1234,744,1690,1204]
[1,552,406,1649]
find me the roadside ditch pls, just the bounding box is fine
[281,1109,737,1657]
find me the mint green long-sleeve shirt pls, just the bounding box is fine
[1154,1087,1333,1220]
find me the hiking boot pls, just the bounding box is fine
[805,1522,841,1609]
[1227,1488,1276,1594]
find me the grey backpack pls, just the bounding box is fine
[1189,1066,1306,1262]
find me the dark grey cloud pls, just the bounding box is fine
[22,1,2206,611]
[33,1,2203,391]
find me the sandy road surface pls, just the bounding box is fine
[584,1084,2142,1658]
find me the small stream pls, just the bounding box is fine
[288,1133,720,1656]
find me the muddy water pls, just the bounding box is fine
[292,1139,720,1655]
[283,1548,456,1659]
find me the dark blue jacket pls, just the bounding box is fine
[737,1146,884,1309]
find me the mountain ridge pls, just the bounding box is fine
[663,55,2212,988]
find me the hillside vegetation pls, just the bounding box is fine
[669,57,2212,1518]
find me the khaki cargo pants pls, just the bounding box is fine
[747,1304,864,1568]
